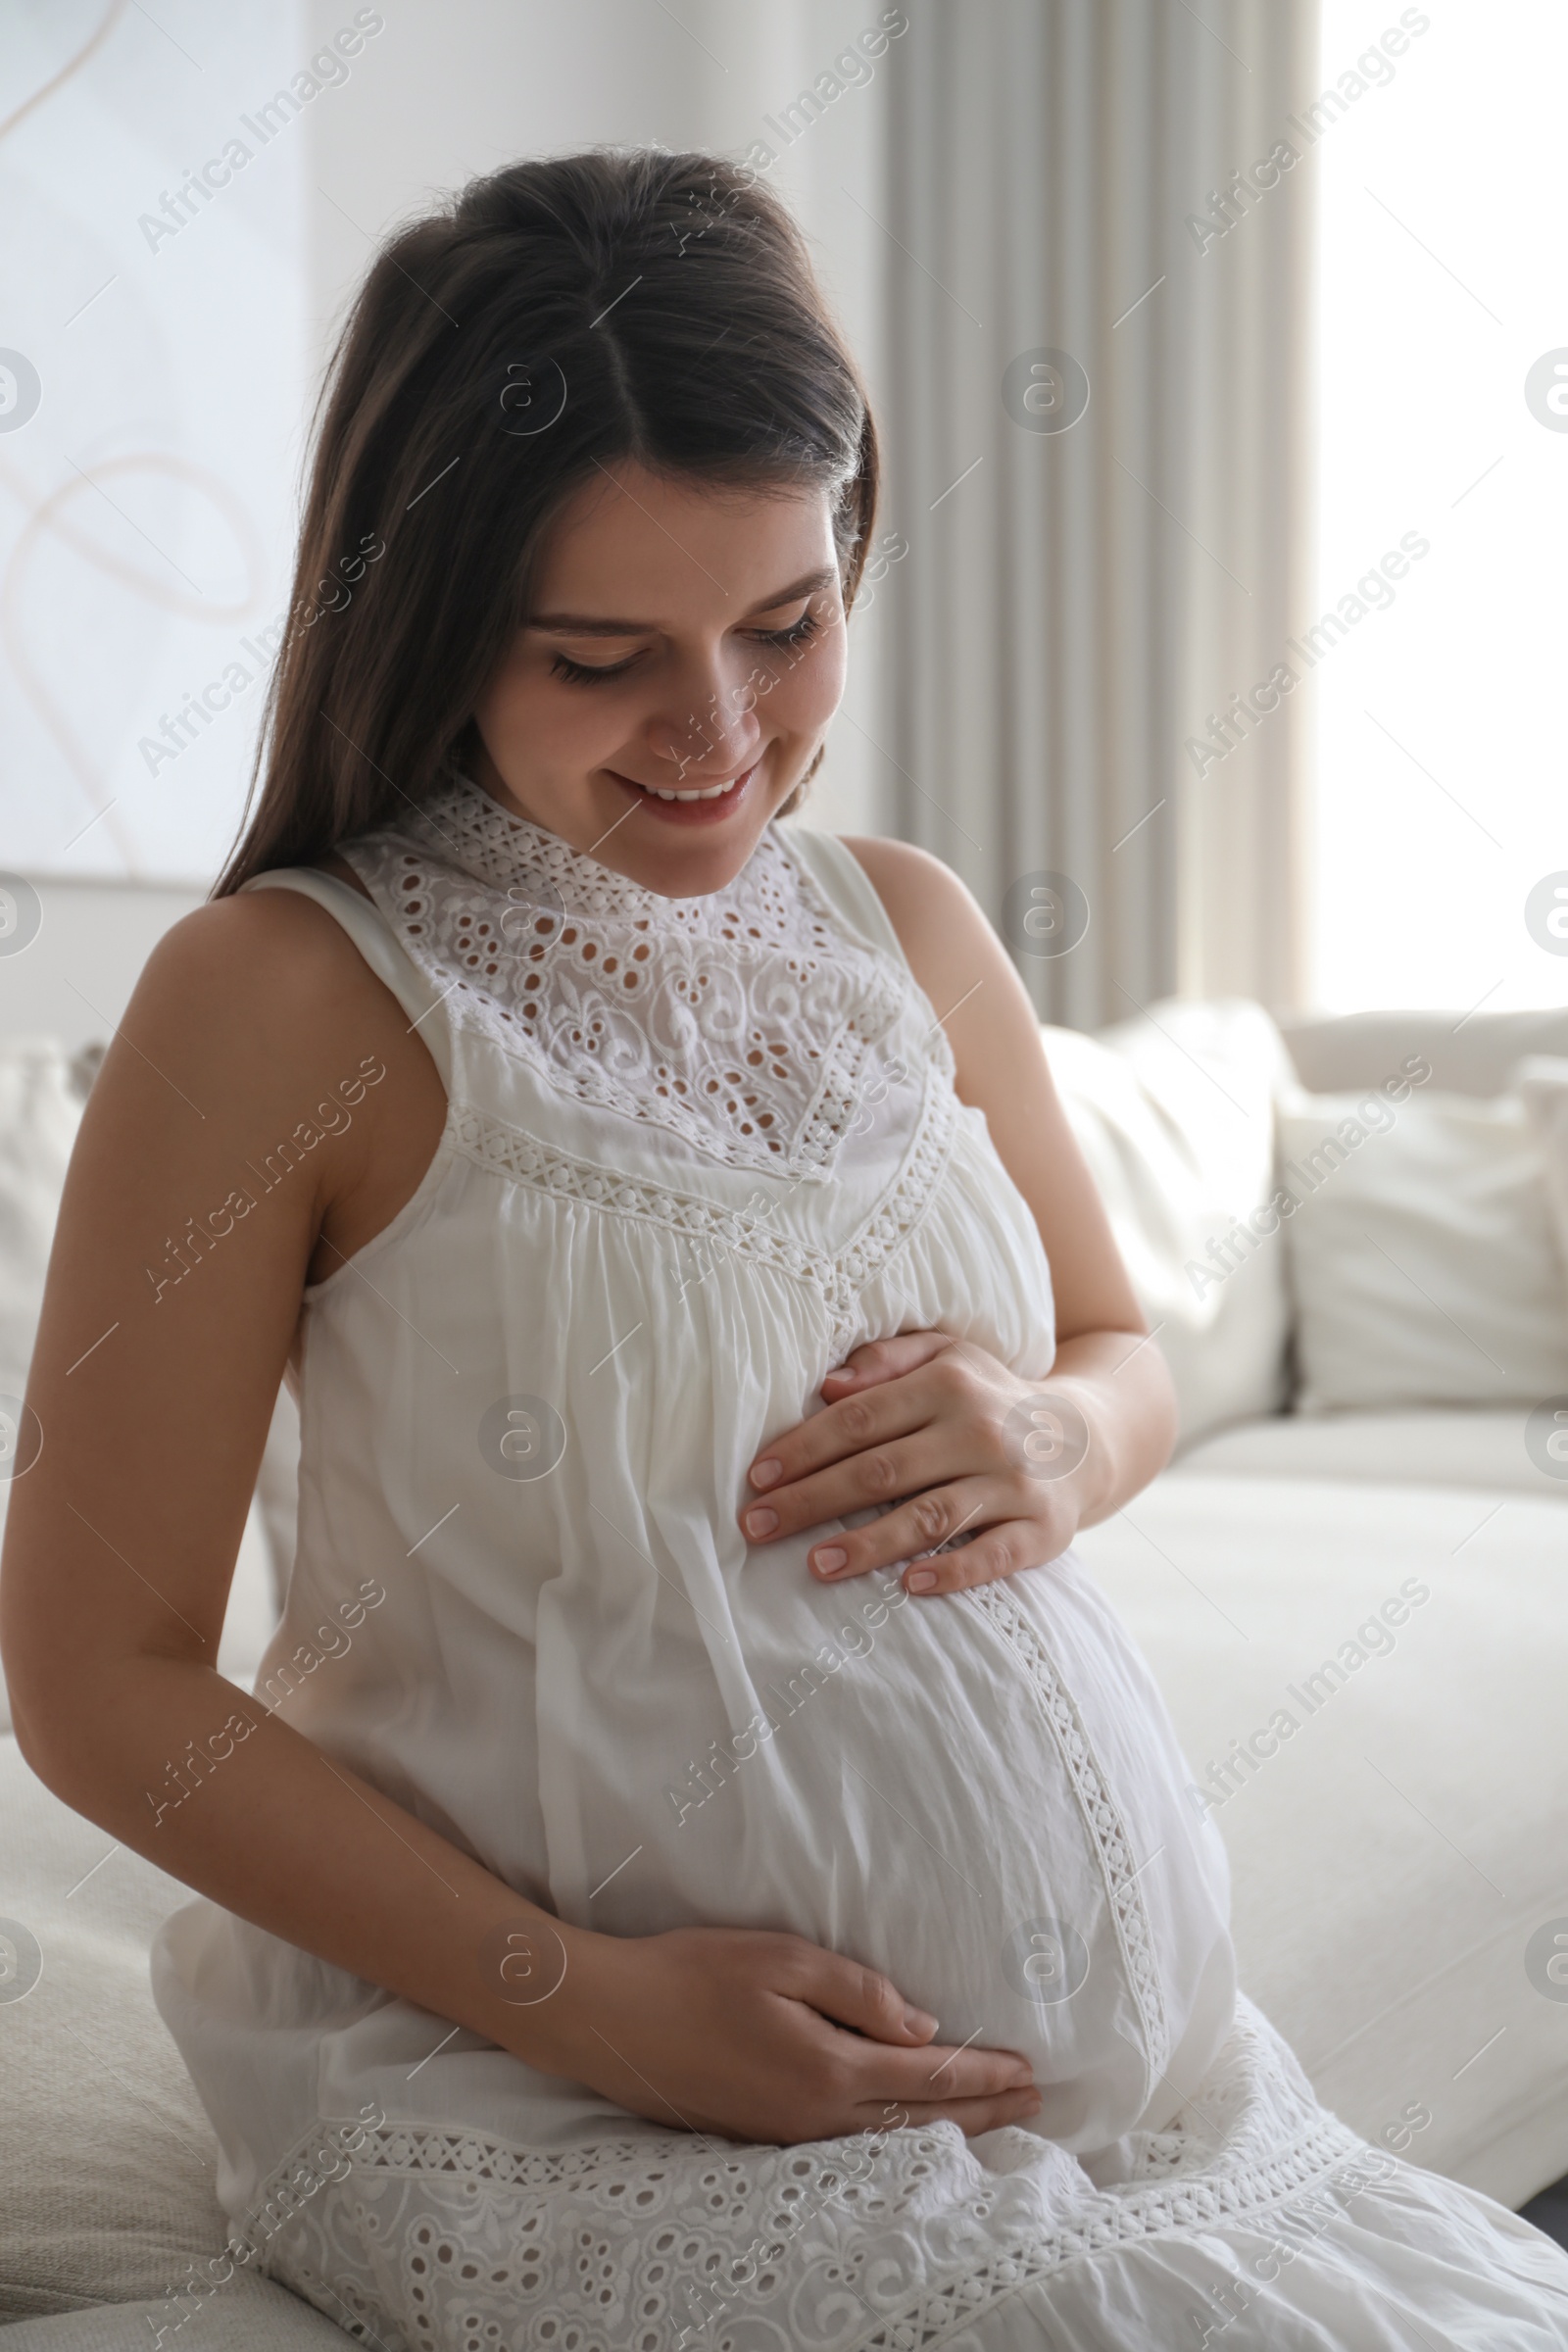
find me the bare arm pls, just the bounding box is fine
[0,887,1039,2142]
[738,836,1176,1593]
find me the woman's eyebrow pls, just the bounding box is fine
[525,565,837,636]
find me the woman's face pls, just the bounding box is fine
[469,461,849,897]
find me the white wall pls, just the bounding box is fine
[0,2,310,887]
[0,878,205,1054]
[2,0,905,1048]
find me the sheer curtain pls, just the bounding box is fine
[874,0,1318,1027]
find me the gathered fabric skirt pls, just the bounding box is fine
[247,1997,1568,2352]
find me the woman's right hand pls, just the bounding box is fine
[539,1923,1043,2146]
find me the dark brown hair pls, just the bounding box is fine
[215,147,878,895]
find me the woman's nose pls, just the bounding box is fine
[647,686,763,780]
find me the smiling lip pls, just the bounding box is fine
[609,760,760,824]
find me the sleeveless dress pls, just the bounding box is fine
[151,774,1568,2350]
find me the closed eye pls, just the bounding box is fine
[548,606,823,687]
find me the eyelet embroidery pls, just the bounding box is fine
[341,777,910,1184]
[257,2005,1371,2352]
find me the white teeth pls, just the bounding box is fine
[641,768,751,804]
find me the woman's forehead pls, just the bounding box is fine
[526,466,836,622]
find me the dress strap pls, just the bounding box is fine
[241,868,453,1093]
[778,824,915,977]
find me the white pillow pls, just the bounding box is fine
[0,1041,84,1399]
[0,1735,355,2340]
[1044,1000,1295,1444]
[1280,1087,1568,1410]
[0,1044,87,1735]
[1517,1055,1568,1280]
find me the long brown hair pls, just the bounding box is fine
[216,148,879,896]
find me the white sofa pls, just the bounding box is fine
[1064,1003,1568,2219]
[2,1000,1567,2343]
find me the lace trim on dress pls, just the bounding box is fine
[259,2007,1370,2352]
[342,776,914,1185]
[447,1074,957,1362]
[963,1581,1172,2095]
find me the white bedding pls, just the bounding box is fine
[1077,1470,1568,2206]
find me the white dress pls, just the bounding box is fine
[151,774,1568,2350]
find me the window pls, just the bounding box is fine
[1309,0,1568,1010]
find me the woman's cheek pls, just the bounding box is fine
[765,618,847,744]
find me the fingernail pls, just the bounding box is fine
[750,1458,782,1490]
[906,1568,938,1592]
[745,1507,779,1539]
[903,2004,938,2035]
[812,1545,848,1574]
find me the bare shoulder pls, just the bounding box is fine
[837,834,1001,1011]
[57,874,445,1314]
[838,832,1030,1044]
[89,877,442,1205]
[140,873,370,1004]
[129,878,402,1087]
[838,833,979,934]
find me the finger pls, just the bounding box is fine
[894,2087,1044,2138]
[746,1345,981,1502]
[743,1428,954,1546]
[791,1952,941,2045]
[820,1331,954,1396]
[901,1519,1060,1597]
[742,1376,938,1515]
[784,1955,1033,2117]
[843,2034,1037,2106]
[745,1375,929,1502]
[805,1477,998,1583]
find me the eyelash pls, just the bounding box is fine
[548,608,821,686]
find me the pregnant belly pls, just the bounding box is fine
[569,1549,1237,2153]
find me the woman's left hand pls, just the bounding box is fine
[739,1331,1105,1597]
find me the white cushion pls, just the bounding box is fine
[1518,1055,1568,1281]
[1279,1089,1568,1411]
[0,1737,350,2340]
[1174,1406,1568,1498]
[1281,1008,1568,1100]
[0,1045,89,1737]
[1045,1000,1294,1443]
[1078,1470,1568,2209]
[1,2294,350,2349]
[0,1041,81,1400]
[256,1384,302,1619]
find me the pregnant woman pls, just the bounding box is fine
[5,151,1566,2351]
